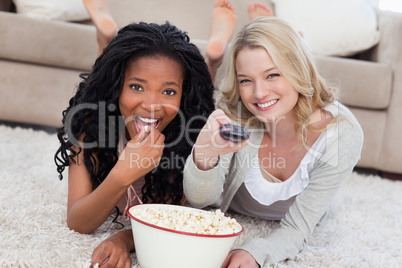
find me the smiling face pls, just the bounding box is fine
[236,47,299,123]
[119,56,184,139]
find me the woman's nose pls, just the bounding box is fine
[141,95,162,112]
[253,80,269,100]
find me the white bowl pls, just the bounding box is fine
[127,204,244,268]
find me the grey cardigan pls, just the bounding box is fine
[183,102,364,266]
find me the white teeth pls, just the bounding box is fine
[257,99,278,108]
[138,116,158,123]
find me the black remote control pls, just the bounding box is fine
[219,124,250,142]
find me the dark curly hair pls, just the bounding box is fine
[54,21,215,205]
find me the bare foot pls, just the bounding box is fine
[83,0,118,56]
[247,2,274,21]
[206,0,237,82]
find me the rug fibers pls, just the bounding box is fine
[0,125,401,268]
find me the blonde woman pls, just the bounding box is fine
[184,17,363,267]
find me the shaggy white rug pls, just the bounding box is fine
[0,124,401,268]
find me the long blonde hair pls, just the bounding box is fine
[217,17,338,143]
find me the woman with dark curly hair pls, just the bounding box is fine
[54,2,215,266]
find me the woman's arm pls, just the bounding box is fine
[67,127,165,234]
[67,158,131,234]
[183,147,233,208]
[236,119,364,266]
[183,109,248,208]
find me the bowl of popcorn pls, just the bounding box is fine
[127,204,244,268]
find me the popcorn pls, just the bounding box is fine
[131,207,242,235]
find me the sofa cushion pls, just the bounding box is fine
[0,11,96,71]
[272,0,380,57]
[12,0,89,21]
[317,56,392,109]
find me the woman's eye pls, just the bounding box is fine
[267,73,280,79]
[163,89,176,96]
[239,79,251,84]
[130,84,143,91]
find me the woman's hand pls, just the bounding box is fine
[91,230,134,268]
[66,126,165,234]
[193,109,250,170]
[113,126,165,186]
[221,249,259,268]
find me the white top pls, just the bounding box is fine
[230,124,336,220]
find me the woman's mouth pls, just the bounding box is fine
[134,116,161,133]
[255,99,278,110]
